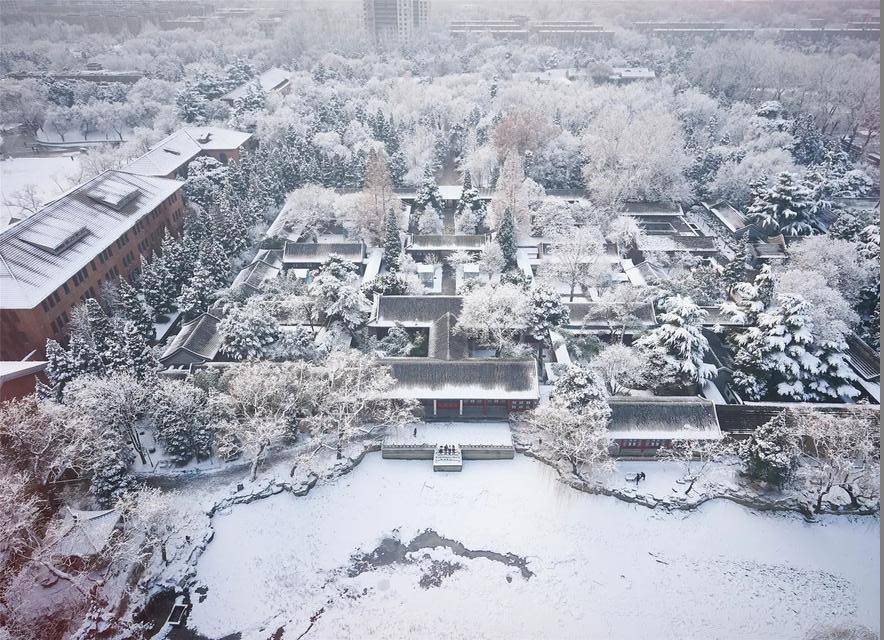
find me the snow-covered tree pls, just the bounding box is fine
[589,343,650,395]
[496,207,518,272]
[359,147,396,243]
[266,326,319,362]
[520,398,614,479]
[178,261,216,319]
[416,205,443,234]
[85,298,115,358]
[588,284,656,343]
[382,207,403,272]
[118,279,154,342]
[455,172,485,233]
[546,227,607,302]
[184,156,228,210]
[657,431,730,495]
[115,486,194,565]
[302,352,417,458]
[308,256,370,331]
[793,409,880,513]
[721,236,756,293]
[139,255,173,315]
[739,412,800,487]
[151,378,215,465]
[527,284,569,343]
[745,171,818,236]
[456,283,529,356]
[606,215,645,258]
[489,150,526,229]
[413,165,443,213]
[552,364,607,410]
[105,321,158,380]
[219,299,281,361]
[635,295,716,391]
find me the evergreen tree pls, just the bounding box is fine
[232,81,266,117]
[455,172,485,233]
[721,236,756,293]
[382,208,403,272]
[178,262,216,319]
[810,339,861,401]
[67,329,104,378]
[91,447,136,508]
[740,412,800,487]
[139,255,172,315]
[85,298,115,359]
[106,321,158,380]
[119,279,155,342]
[151,379,214,464]
[38,339,73,400]
[496,207,518,272]
[745,172,817,236]
[635,295,715,390]
[176,84,209,124]
[159,229,188,292]
[552,364,607,410]
[828,210,865,242]
[789,114,828,165]
[414,165,443,212]
[199,236,231,286]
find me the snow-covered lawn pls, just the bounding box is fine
[188,453,879,640]
[0,154,82,227]
[385,421,513,446]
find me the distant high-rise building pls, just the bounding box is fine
[364,0,429,44]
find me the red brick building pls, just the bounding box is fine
[0,170,185,360]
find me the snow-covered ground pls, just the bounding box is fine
[385,421,513,446]
[188,453,879,640]
[0,154,82,227]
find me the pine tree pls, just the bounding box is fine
[176,84,209,124]
[745,172,817,236]
[85,298,114,359]
[635,295,715,390]
[139,255,172,315]
[382,208,403,272]
[151,379,214,464]
[496,207,518,272]
[178,262,216,319]
[755,295,818,401]
[810,339,861,401]
[106,321,158,380]
[159,229,187,292]
[67,330,104,378]
[199,236,230,287]
[740,412,800,487]
[455,172,485,233]
[721,236,756,293]
[414,165,443,212]
[119,279,154,342]
[91,447,136,508]
[39,339,73,400]
[491,150,525,229]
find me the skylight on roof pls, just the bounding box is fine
[20,226,90,256]
[86,180,140,211]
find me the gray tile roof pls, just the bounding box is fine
[381,359,539,400]
[407,234,488,251]
[0,171,183,309]
[160,311,222,365]
[232,250,283,293]
[427,312,470,360]
[607,396,722,440]
[373,296,463,326]
[283,241,365,264]
[567,302,657,328]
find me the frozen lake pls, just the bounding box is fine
[189,454,879,640]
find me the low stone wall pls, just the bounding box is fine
[382,444,514,460]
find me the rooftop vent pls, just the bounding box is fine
[20,225,90,256]
[86,180,140,211]
[162,148,182,156]
[196,132,213,144]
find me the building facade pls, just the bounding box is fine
[0,171,185,360]
[364,0,428,44]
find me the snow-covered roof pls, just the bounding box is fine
[160,311,223,365]
[621,201,683,216]
[566,301,657,330]
[183,127,252,151]
[0,171,183,309]
[622,259,665,286]
[382,359,540,400]
[232,250,283,293]
[407,234,489,251]
[222,67,291,103]
[371,295,463,326]
[125,127,252,177]
[703,201,747,234]
[45,508,120,558]
[0,360,46,381]
[607,396,722,441]
[636,234,718,254]
[362,248,384,284]
[845,334,880,381]
[123,130,201,177]
[427,312,470,360]
[283,241,365,265]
